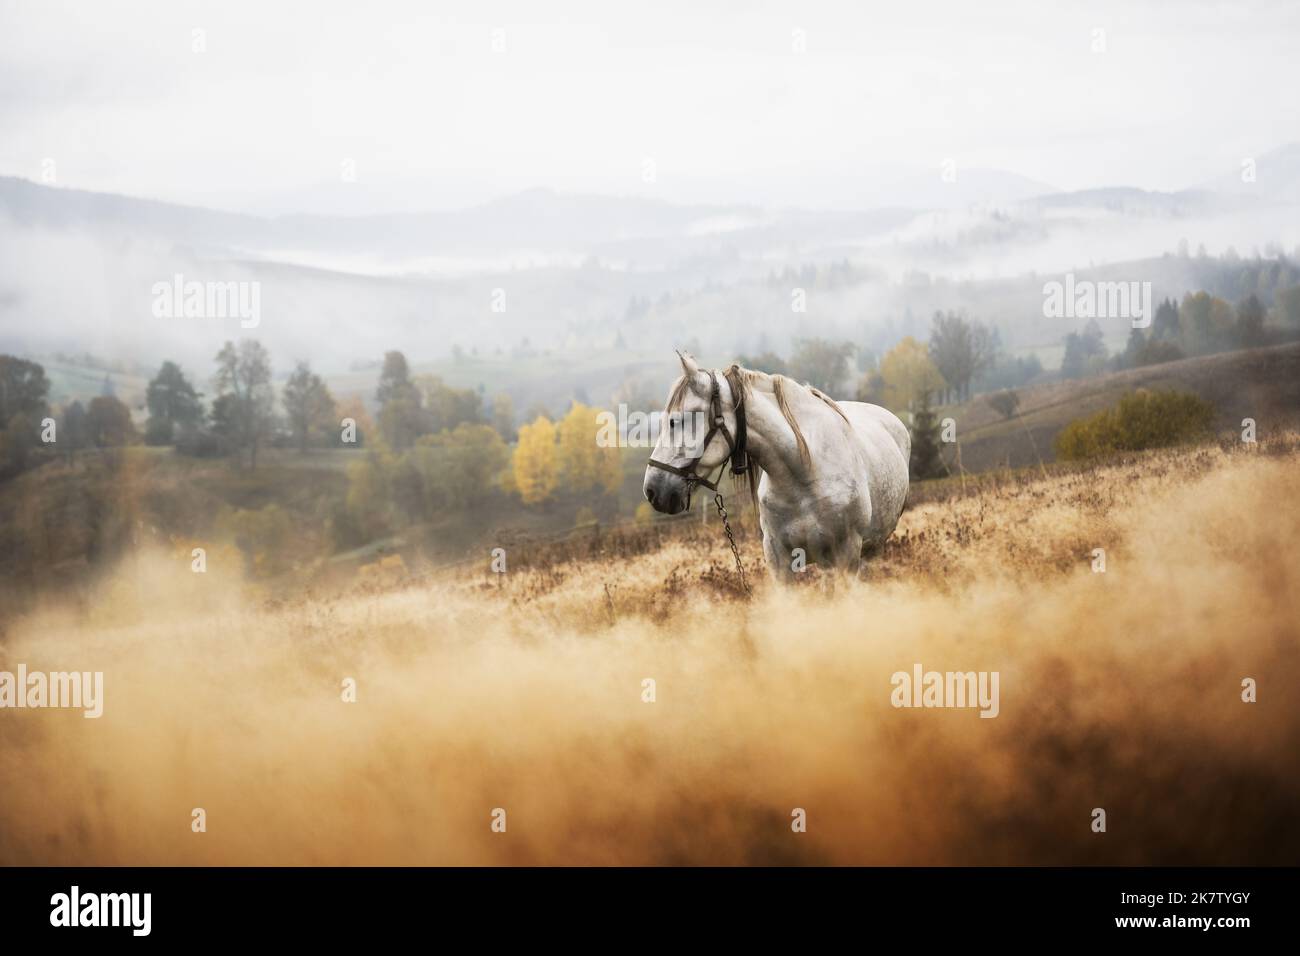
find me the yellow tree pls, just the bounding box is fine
[879,336,947,412]
[512,416,558,505]
[557,403,623,496]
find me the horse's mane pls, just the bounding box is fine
[725,364,850,468]
[665,363,850,510]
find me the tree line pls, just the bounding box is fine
[338,363,623,548]
[1063,290,1295,381]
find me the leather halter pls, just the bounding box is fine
[646,370,749,498]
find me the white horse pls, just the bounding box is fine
[643,351,911,580]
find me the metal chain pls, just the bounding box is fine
[713,492,751,596]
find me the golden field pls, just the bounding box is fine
[1,436,1298,865]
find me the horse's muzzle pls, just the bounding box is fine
[643,471,688,515]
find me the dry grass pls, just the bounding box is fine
[1,437,1298,865]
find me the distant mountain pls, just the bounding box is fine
[0,178,770,261]
[1017,186,1235,217]
[7,166,1281,275]
[1194,141,1300,204]
[0,176,265,251]
[0,171,1064,259]
[0,176,1025,275]
[842,166,1060,211]
[2,170,1295,376]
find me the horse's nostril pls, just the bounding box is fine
[646,486,658,505]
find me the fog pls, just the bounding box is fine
[1,1,1298,400]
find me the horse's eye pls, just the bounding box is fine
[668,415,679,432]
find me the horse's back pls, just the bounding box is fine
[839,401,911,466]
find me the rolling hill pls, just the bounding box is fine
[946,342,1300,472]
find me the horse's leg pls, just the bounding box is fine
[763,529,795,583]
[820,529,862,586]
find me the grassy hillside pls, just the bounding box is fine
[6,341,1298,612]
[944,342,1300,472]
[0,439,662,614]
[3,434,1297,864]
[41,360,150,413]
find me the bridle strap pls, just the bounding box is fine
[645,458,722,492]
[646,369,749,498]
[730,384,749,476]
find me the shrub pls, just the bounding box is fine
[175,428,227,458]
[986,390,1020,420]
[144,416,174,446]
[217,503,295,575]
[1139,340,1185,366]
[1055,389,1215,461]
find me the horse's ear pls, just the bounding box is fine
[676,349,700,378]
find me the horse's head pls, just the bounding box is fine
[643,350,742,514]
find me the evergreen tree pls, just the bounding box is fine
[1235,294,1266,347]
[908,395,945,480]
[145,361,203,445]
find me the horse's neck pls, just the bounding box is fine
[743,387,823,488]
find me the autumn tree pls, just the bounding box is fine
[879,337,947,413]
[556,403,622,497]
[344,449,395,541]
[410,423,509,512]
[415,374,481,433]
[512,416,558,505]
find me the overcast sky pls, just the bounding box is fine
[1,0,1296,214]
